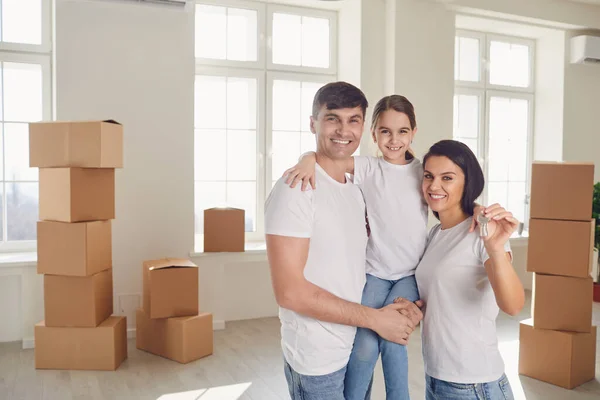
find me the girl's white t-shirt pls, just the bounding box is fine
[353,156,429,280]
[415,217,511,384]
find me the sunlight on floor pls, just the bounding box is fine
[157,382,253,400]
[499,339,526,400]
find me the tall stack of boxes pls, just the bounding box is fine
[519,162,597,389]
[29,120,127,371]
[136,258,213,364]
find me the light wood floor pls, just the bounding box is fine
[1,293,600,400]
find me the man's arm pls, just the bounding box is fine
[266,234,421,345]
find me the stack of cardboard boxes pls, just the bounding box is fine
[29,120,127,371]
[519,162,597,389]
[136,258,213,363]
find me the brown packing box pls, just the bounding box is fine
[519,319,596,389]
[35,316,127,371]
[143,258,199,319]
[532,273,593,333]
[527,219,595,279]
[37,220,111,276]
[204,208,244,252]
[29,120,123,168]
[136,309,213,363]
[530,162,594,221]
[44,269,113,327]
[39,167,115,222]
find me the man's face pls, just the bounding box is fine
[309,105,365,160]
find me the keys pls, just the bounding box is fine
[477,212,490,237]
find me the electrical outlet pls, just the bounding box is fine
[118,293,141,328]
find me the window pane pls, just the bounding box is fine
[272,13,301,66]
[0,186,3,240]
[2,0,42,45]
[227,182,256,232]
[453,94,479,139]
[6,182,38,241]
[489,41,530,88]
[3,62,43,122]
[227,130,256,181]
[195,129,226,181]
[487,182,507,210]
[272,80,301,131]
[272,131,300,181]
[455,37,480,82]
[301,16,330,68]
[195,75,226,129]
[301,82,322,130]
[508,182,526,224]
[227,7,258,62]
[0,125,3,179]
[194,182,226,234]
[4,123,37,181]
[195,5,226,60]
[456,138,479,159]
[300,131,316,155]
[227,77,257,130]
[508,141,527,182]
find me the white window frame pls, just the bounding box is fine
[454,30,535,235]
[0,0,52,253]
[194,0,337,250]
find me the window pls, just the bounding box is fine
[194,0,337,250]
[453,31,534,235]
[0,0,51,252]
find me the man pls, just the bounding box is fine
[265,81,423,399]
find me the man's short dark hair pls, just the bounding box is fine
[312,81,369,119]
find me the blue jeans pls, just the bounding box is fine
[284,359,346,400]
[426,374,515,400]
[344,274,420,400]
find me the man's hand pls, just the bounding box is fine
[371,303,419,345]
[393,297,424,327]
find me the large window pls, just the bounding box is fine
[0,0,52,252]
[194,0,337,250]
[453,31,534,234]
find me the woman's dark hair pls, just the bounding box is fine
[371,95,416,161]
[422,140,484,219]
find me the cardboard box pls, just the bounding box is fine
[136,309,213,363]
[530,162,594,221]
[44,269,113,327]
[29,120,123,168]
[143,258,199,319]
[527,219,595,278]
[35,316,127,371]
[39,168,115,222]
[532,273,593,333]
[204,208,244,252]
[37,220,111,276]
[519,319,596,389]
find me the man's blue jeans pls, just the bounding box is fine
[344,273,420,400]
[284,359,347,400]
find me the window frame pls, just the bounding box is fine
[0,0,52,53]
[454,30,535,234]
[194,0,337,251]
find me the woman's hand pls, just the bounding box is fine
[283,152,317,191]
[480,204,519,254]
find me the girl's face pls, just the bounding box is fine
[372,110,416,164]
[422,155,465,215]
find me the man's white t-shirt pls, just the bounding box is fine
[353,156,428,280]
[265,163,368,376]
[415,217,512,384]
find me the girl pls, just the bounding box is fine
[285,95,429,400]
[414,140,524,400]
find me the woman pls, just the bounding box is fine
[413,140,524,400]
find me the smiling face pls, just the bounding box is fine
[310,105,364,161]
[372,110,416,164]
[422,155,466,215]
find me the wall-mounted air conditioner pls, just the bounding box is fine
[570,35,600,64]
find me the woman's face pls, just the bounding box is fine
[422,155,465,214]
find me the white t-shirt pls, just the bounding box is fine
[265,163,368,376]
[353,156,429,280]
[415,217,512,384]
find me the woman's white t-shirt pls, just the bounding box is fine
[415,217,511,384]
[353,156,429,280]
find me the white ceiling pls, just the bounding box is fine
[567,0,600,6]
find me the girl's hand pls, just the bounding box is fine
[480,204,519,254]
[283,152,317,191]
